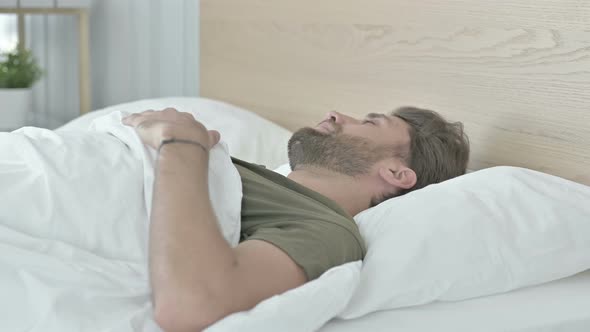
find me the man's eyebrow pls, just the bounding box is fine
[366,113,387,119]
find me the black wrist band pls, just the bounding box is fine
[158,138,208,154]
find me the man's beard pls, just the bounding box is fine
[287,124,392,176]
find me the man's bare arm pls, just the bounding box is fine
[124,109,307,332]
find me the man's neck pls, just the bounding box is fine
[287,166,372,217]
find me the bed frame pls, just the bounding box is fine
[200,0,590,186]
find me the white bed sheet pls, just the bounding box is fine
[320,269,590,332]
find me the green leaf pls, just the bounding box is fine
[0,48,43,89]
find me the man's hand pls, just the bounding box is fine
[122,108,220,150]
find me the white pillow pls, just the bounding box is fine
[339,166,590,318]
[272,163,292,176]
[58,97,293,169]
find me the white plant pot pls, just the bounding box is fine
[0,88,32,130]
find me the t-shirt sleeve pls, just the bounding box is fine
[244,219,365,280]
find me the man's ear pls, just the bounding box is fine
[378,164,417,190]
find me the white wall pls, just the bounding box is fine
[27,0,200,128]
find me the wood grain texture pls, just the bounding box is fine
[200,0,590,185]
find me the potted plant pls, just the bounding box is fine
[0,47,43,130]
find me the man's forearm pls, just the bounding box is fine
[149,143,237,330]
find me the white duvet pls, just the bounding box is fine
[0,106,349,332]
[0,111,243,331]
[3,105,589,332]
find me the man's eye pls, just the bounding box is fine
[362,120,375,125]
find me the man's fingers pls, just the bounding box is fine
[180,112,195,120]
[208,130,221,148]
[123,109,196,125]
[122,110,166,126]
[122,113,141,126]
[162,107,178,114]
[122,109,211,150]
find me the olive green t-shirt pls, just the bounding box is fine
[232,157,366,280]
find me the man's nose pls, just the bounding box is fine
[324,111,356,124]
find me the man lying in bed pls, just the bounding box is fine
[122,106,469,331]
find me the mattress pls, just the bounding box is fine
[320,269,590,332]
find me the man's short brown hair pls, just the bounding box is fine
[392,106,470,196]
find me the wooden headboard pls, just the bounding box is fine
[200,0,590,185]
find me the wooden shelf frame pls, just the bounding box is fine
[0,7,91,115]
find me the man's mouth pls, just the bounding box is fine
[315,121,333,133]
